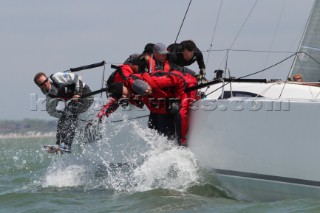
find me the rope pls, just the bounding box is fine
[206,0,224,67]
[174,0,193,43]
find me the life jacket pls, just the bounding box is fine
[144,54,155,73]
[142,54,172,73]
[154,60,171,72]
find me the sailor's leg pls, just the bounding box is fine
[58,103,79,148]
[174,95,191,147]
[56,114,66,145]
[156,113,175,140]
[63,114,78,147]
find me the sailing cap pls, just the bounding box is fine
[124,53,141,65]
[153,43,168,54]
[107,82,123,98]
[132,79,149,95]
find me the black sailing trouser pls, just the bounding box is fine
[148,112,175,140]
[56,85,94,147]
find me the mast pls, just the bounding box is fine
[290,0,320,82]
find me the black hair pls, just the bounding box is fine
[181,40,197,51]
[142,43,155,55]
[107,82,123,99]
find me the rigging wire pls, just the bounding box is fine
[205,48,297,54]
[238,52,297,79]
[205,0,224,67]
[199,52,298,101]
[301,51,320,66]
[229,0,259,49]
[266,0,288,79]
[218,0,260,69]
[174,0,193,43]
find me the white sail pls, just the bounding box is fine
[291,0,320,82]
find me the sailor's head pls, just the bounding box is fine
[153,42,168,63]
[34,72,51,91]
[143,43,155,55]
[124,53,141,73]
[292,73,303,82]
[107,80,152,99]
[181,40,196,62]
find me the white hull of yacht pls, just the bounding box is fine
[189,81,320,201]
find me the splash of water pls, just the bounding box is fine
[43,165,86,187]
[129,122,200,192]
[41,116,201,193]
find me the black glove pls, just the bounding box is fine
[196,74,208,84]
[199,69,206,76]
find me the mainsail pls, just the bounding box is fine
[291,0,320,82]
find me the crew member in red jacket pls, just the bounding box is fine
[99,70,198,146]
[98,53,175,139]
[97,54,143,119]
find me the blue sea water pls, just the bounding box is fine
[1,119,320,213]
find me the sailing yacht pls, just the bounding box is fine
[189,0,320,201]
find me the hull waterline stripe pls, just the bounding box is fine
[214,169,320,187]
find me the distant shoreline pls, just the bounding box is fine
[0,132,55,139]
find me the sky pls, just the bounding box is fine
[0,0,314,120]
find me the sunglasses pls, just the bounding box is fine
[38,77,49,87]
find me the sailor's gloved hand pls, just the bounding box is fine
[196,74,208,84]
[199,69,206,76]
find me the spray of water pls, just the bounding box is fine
[43,165,86,187]
[41,115,201,194]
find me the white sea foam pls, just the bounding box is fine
[43,165,86,187]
